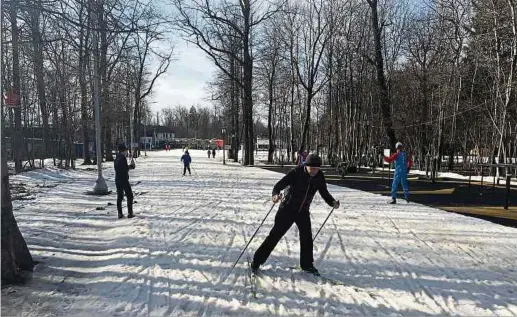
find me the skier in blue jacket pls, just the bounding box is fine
[181,150,192,176]
[384,142,413,204]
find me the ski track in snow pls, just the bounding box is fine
[2,150,517,316]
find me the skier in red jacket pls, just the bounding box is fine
[384,142,412,204]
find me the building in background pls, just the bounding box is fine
[139,125,176,149]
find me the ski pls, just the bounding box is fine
[387,198,411,204]
[246,255,259,298]
[133,190,148,197]
[289,266,344,286]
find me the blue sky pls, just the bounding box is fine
[149,38,217,113]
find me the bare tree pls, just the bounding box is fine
[130,11,173,157]
[1,151,34,283]
[365,0,397,148]
[173,0,282,165]
[256,18,284,163]
[28,0,51,161]
[292,0,332,153]
[9,0,23,173]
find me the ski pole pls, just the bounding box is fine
[312,205,337,242]
[191,165,198,176]
[231,200,279,269]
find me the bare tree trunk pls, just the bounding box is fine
[30,1,50,162]
[1,149,34,284]
[230,47,240,162]
[242,0,254,165]
[367,0,396,148]
[289,39,296,162]
[58,48,70,168]
[299,91,314,152]
[267,75,275,163]
[10,1,23,173]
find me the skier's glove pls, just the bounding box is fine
[333,200,340,209]
[272,194,282,203]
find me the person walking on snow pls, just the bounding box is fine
[181,150,192,176]
[251,154,340,275]
[207,149,211,158]
[114,144,136,219]
[212,148,216,158]
[384,142,412,204]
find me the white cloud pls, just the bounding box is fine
[149,39,217,112]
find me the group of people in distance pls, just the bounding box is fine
[207,148,217,158]
[113,141,412,275]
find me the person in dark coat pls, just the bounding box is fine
[207,149,211,158]
[251,154,340,275]
[114,144,135,219]
[212,148,216,158]
[181,150,192,176]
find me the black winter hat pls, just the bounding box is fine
[304,154,322,167]
[118,143,128,152]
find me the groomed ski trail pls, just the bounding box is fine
[2,149,517,316]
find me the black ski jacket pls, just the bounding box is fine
[114,153,135,184]
[272,165,335,212]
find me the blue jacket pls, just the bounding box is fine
[181,154,192,165]
[384,150,412,175]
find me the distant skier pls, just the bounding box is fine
[114,144,136,219]
[296,150,308,166]
[207,149,211,158]
[251,154,340,275]
[212,148,216,158]
[181,150,192,176]
[384,142,413,204]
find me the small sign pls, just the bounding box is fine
[3,91,19,107]
[384,149,391,165]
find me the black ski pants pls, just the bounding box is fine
[183,164,191,175]
[253,207,314,269]
[116,181,133,215]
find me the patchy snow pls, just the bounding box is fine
[2,150,517,316]
[408,169,517,186]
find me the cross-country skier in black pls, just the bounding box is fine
[114,143,135,219]
[251,153,340,275]
[212,148,216,158]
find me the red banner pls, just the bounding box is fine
[3,91,19,107]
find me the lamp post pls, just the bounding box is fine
[144,118,147,157]
[143,101,157,156]
[92,2,108,195]
[222,127,226,165]
[231,133,235,161]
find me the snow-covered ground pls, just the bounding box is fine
[2,150,517,316]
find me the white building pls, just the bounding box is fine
[256,138,269,151]
[139,125,175,148]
